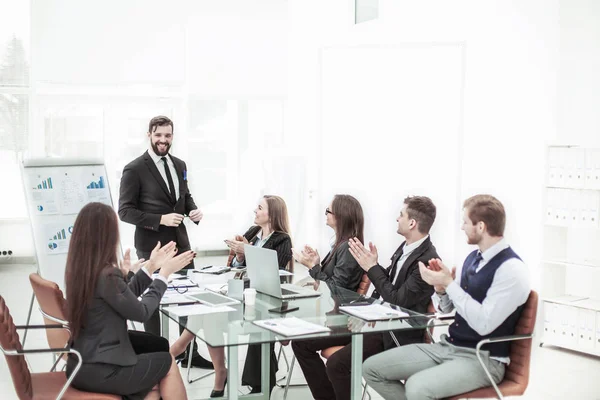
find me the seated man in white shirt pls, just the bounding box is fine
[363,194,531,400]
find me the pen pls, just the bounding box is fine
[201,266,213,270]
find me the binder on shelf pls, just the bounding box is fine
[567,190,580,225]
[548,147,561,186]
[574,148,586,189]
[586,149,600,190]
[546,188,557,225]
[564,148,577,188]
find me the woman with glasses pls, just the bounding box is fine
[292,194,364,292]
[169,195,293,397]
[64,202,193,400]
[290,194,365,400]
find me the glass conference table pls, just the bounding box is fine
[160,272,446,400]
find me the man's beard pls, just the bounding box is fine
[152,141,170,156]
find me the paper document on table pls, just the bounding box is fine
[165,304,236,317]
[197,265,231,274]
[339,304,409,321]
[253,317,331,337]
[161,293,200,305]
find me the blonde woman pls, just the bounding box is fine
[170,195,292,397]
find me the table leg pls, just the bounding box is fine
[161,308,170,339]
[259,342,270,400]
[228,345,239,400]
[350,334,364,400]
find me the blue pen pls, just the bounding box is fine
[183,170,187,181]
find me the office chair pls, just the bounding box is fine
[0,295,120,400]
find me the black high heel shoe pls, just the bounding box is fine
[210,377,227,398]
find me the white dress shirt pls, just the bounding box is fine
[434,238,531,363]
[391,235,429,285]
[148,147,180,201]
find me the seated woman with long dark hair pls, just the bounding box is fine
[293,193,365,292]
[169,195,293,397]
[291,194,365,400]
[65,202,193,400]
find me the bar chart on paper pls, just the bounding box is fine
[33,177,53,190]
[87,176,105,189]
[30,173,59,215]
[45,223,74,254]
[85,172,111,204]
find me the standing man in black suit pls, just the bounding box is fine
[118,115,212,369]
[292,195,438,400]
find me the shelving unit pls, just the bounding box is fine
[541,145,600,356]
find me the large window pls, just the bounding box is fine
[0,0,30,219]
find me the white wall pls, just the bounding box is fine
[287,0,559,283]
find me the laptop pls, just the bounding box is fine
[244,245,321,300]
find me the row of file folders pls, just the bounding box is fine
[543,298,600,353]
[547,147,600,189]
[546,188,599,227]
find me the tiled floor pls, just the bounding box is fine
[1,262,599,399]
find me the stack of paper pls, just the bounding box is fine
[197,265,231,274]
[253,317,331,337]
[339,304,409,321]
[166,304,236,317]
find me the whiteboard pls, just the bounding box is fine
[21,158,114,290]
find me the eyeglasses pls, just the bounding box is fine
[325,208,334,216]
[170,284,189,294]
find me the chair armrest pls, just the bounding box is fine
[38,308,69,326]
[0,342,82,400]
[15,324,66,330]
[16,323,72,344]
[476,334,532,347]
[472,333,534,400]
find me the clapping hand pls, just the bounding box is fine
[119,248,144,275]
[348,237,378,272]
[161,250,195,277]
[418,258,456,292]
[292,245,320,269]
[224,235,249,259]
[146,241,177,274]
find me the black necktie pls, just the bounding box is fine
[464,251,483,282]
[388,248,404,283]
[161,157,176,203]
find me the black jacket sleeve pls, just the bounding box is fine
[309,242,362,291]
[98,268,167,323]
[118,163,161,231]
[272,234,292,270]
[127,269,153,297]
[367,259,433,310]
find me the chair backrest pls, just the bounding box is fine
[356,273,371,296]
[504,290,538,388]
[0,296,34,400]
[28,273,70,349]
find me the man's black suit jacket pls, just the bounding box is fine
[367,236,438,349]
[118,150,198,253]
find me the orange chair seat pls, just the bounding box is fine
[31,371,121,400]
[446,380,523,400]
